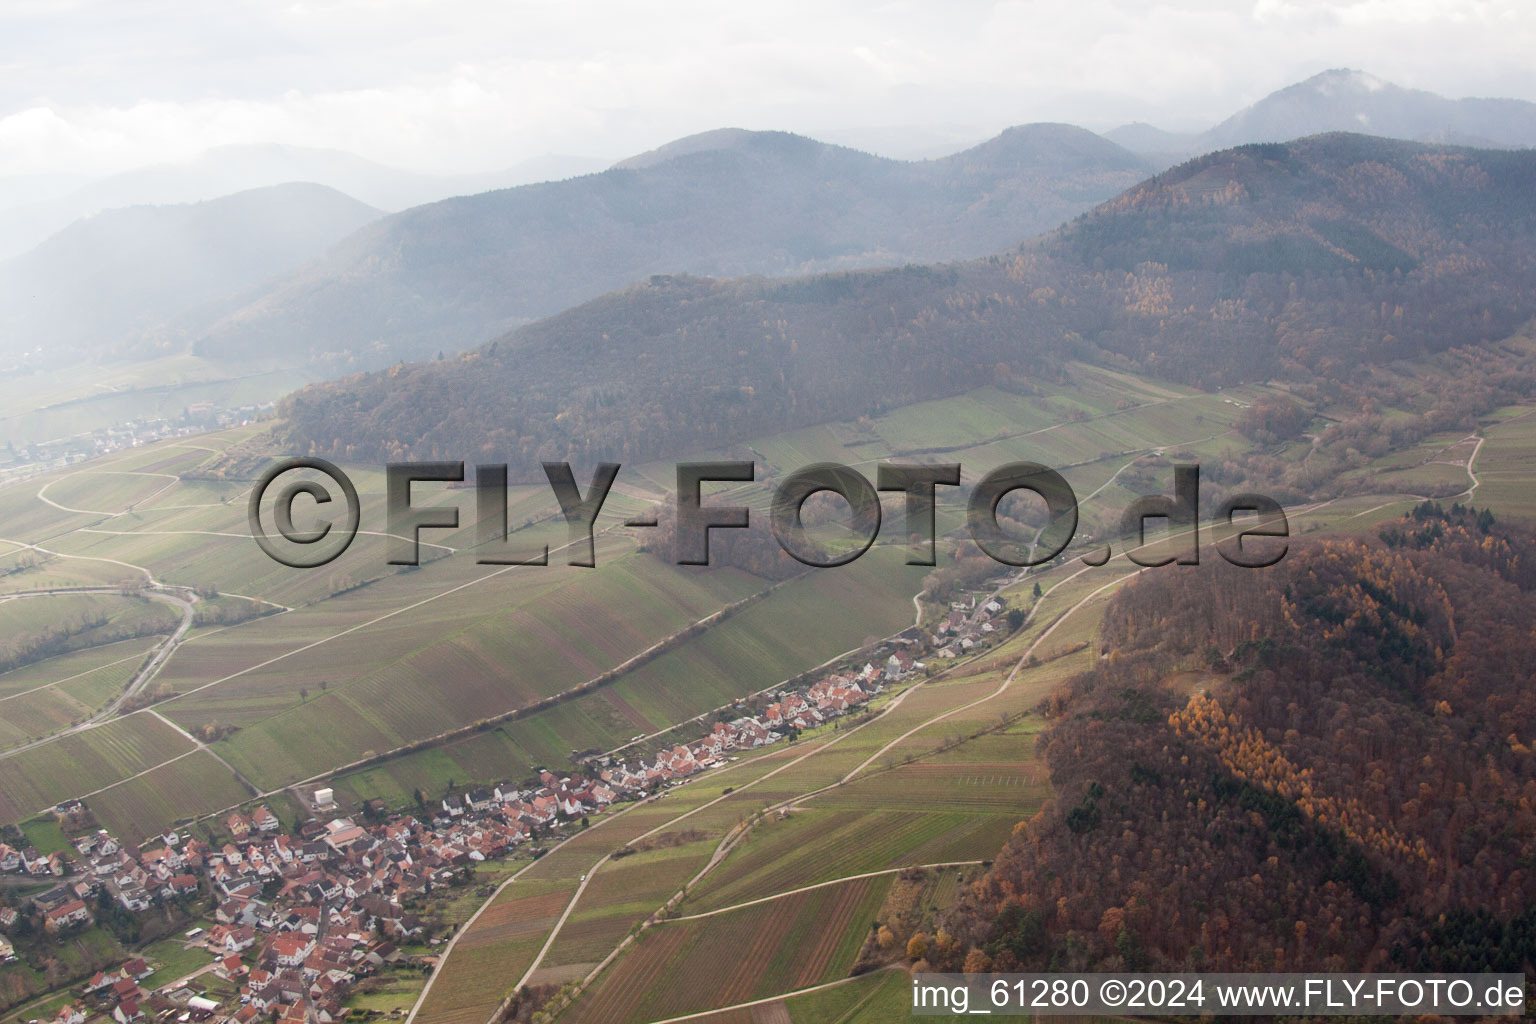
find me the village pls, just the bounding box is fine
[0,595,1007,1024]
[0,402,274,490]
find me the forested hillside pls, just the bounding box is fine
[192,124,1150,366]
[277,134,1536,478]
[930,502,1536,975]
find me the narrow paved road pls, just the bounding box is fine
[0,585,197,761]
[402,797,653,1024]
[106,591,195,715]
[149,709,261,799]
[841,568,1137,782]
[664,860,983,924]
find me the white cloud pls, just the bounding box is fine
[0,0,1532,176]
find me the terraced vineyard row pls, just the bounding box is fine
[566,876,889,1023]
[0,712,192,820]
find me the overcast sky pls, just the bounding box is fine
[2,0,1534,178]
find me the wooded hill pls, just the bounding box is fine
[930,503,1536,975]
[190,124,1151,367]
[276,134,1536,478]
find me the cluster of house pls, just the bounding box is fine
[20,753,752,1024]
[0,839,70,879]
[60,909,400,1024]
[13,804,482,1024]
[4,592,1009,1024]
[1,402,273,480]
[589,652,923,788]
[931,596,1006,658]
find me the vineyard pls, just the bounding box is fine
[565,875,890,1023]
[0,638,156,750]
[87,750,255,844]
[413,881,573,1024]
[0,712,192,820]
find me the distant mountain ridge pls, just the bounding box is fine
[0,144,609,260]
[275,134,1536,477]
[1206,69,1536,149]
[1108,70,1536,165]
[186,123,1152,369]
[0,183,381,361]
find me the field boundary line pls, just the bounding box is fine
[662,860,981,923]
[838,568,1138,783]
[36,469,180,517]
[43,746,202,813]
[406,788,664,1024]
[639,966,902,1024]
[0,641,153,706]
[147,709,261,798]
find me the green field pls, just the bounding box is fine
[0,711,192,821]
[89,749,255,843]
[563,875,891,1023]
[1471,410,1536,520]
[139,934,215,990]
[0,638,157,751]
[1,347,1535,1024]
[346,972,427,1015]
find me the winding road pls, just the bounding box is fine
[0,584,196,761]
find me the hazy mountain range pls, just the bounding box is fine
[0,144,609,261]
[0,183,381,361]
[1107,69,1536,165]
[185,123,1153,368]
[5,68,1535,417]
[276,134,1536,476]
[192,68,1536,374]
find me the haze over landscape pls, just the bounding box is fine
[1,4,1536,1024]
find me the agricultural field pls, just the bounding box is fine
[437,621,1070,1020]
[487,545,1151,1022]
[138,934,216,990]
[0,638,158,751]
[0,712,192,821]
[672,695,1053,916]
[0,357,1533,1024]
[562,875,890,1024]
[0,356,1271,837]
[676,807,1004,915]
[420,880,573,1024]
[1470,408,1536,520]
[346,972,427,1016]
[87,749,255,843]
[327,548,925,809]
[540,832,718,971]
[0,545,144,594]
[411,745,822,1024]
[0,592,176,652]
